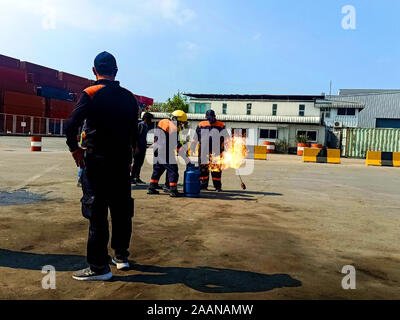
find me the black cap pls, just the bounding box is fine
[142,112,154,121]
[206,109,216,124]
[94,51,118,76]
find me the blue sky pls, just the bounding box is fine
[0,0,399,101]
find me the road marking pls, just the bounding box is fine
[11,164,60,192]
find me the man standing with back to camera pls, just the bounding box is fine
[65,52,138,281]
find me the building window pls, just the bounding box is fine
[299,104,305,117]
[247,103,252,115]
[272,104,278,116]
[194,103,211,114]
[260,129,278,139]
[337,108,356,116]
[232,128,248,138]
[222,103,227,115]
[297,130,317,142]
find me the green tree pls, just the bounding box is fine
[147,92,189,113]
[165,92,189,113]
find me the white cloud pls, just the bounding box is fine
[178,41,200,61]
[0,0,195,32]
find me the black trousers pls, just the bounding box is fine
[131,151,146,179]
[81,154,134,272]
[200,164,222,189]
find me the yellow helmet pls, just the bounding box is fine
[171,110,188,122]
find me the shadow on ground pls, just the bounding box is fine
[199,190,283,201]
[0,249,301,294]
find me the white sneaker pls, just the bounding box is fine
[111,257,130,270]
[72,267,113,281]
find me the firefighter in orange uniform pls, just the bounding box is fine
[147,110,188,197]
[192,110,228,192]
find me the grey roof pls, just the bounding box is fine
[328,92,400,128]
[184,93,324,101]
[146,112,321,124]
[315,99,365,109]
[339,89,400,96]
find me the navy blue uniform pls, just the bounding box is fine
[131,121,149,180]
[65,79,138,272]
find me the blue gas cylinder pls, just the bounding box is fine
[184,164,201,198]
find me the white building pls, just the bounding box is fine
[185,94,326,148]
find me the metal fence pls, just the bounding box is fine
[341,128,400,158]
[0,113,66,136]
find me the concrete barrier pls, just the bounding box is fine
[366,151,400,167]
[303,148,341,164]
[247,146,267,160]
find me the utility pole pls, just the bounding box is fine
[329,80,332,96]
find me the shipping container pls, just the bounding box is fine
[0,54,20,69]
[341,128,400,158]
[20,61,58,78]
[137,95,154,106]
[47,98,75,119]
[0,66,27,82]
[28,73,65,90]
[0,81,36,95]
[3,91,46,109]
[2,104,46,117]
[64,81,89,94]
[37,86,74,101]
[58,71,91,85]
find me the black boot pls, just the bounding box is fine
[147,188,160,195]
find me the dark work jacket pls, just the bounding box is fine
[137,121,149,153]
[65,79,138,165]
[192,120,227,159]
[153,119,182,164]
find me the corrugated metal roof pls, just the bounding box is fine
[339,89,400,96]
[184,93,324,101]
[328,93,400,128]
[146,112,321,124]
[315,99,365,109]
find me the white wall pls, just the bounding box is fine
[187,120,325,147]
[190,100,319,117]
[323,109,360,128]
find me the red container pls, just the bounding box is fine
[137,95,154,106]
[0,66,27,82]
[28,73,65,90]
[2,104,46,117]
[59,71,91,85]
[0,54,20,69]
[48,98,75,113]
[48,111,72,119]
[64,81,89,94]
[0,80,36,95]
[20,61,58,78]
[4,91,46,109]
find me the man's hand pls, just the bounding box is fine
[72,147,85,168]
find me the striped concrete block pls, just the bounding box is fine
[303,148,341,164]
[246,146,267,160]
[366,151,400,167]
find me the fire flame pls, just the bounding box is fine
[209,136,248,172]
